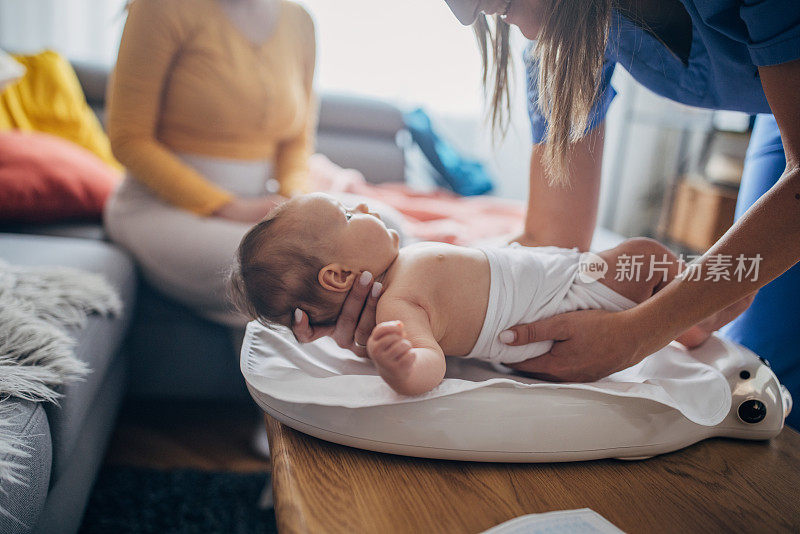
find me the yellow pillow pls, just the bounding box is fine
[0,50,121,170]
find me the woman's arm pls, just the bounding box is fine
[107,0,233,215]
[501,59,800,381]
[629,60,800,355]
[516,125,605,251]
[273,7,316,197]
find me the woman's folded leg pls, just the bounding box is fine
[105,179,253,328]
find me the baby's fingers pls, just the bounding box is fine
[370,320,405,341]
[369,333,403,355]
[385,339,413,361]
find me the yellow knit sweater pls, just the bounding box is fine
[107,0,316,215]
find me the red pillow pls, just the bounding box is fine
[0,130,120,223]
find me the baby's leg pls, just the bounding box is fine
[595,238,677,304]
[597,238,705,346]
[596,238,754,348]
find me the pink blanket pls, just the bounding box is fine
[310,155,525,245]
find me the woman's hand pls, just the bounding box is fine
[502,309,647,382]
[213,195,286,223]
[291,271,382,358]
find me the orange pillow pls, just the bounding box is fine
[0,130,120,223]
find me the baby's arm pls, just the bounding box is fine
[367,297,446,396]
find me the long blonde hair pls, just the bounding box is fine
[474,1,612,186]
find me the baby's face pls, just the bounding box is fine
[291,193,400,275]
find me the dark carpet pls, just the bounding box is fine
[79,466,277,534]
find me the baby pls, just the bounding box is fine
[230,193,748,396]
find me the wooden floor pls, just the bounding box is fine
[104,399,270,473]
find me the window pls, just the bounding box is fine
[0,0,127,65]
[299,0,487,116]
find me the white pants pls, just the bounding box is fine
[104,154,406,328]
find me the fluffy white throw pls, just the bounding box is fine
[0,259,121,522]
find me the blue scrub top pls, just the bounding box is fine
[526,0,800,143]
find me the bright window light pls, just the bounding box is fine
[298,0,486,116]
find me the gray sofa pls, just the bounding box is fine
[0,235,136,534]
[0,62,408,533]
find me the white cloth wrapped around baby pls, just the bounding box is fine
[465,244,635,364]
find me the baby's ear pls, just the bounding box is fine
[318,264,357,292]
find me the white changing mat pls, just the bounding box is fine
[241,322,732,427]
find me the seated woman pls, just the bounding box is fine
[105,0,365,329]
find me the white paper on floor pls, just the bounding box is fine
[480,508,624,534]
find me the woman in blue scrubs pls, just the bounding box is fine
[444,0,800,426]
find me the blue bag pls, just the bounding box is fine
[403,108,494,196]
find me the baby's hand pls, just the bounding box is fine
[367,321,415,376]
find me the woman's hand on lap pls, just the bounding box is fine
[291,271,382,358]
[502,309,647,382]
[213,195,286,223]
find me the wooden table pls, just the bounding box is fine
[266,416,800,533]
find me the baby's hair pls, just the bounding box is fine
[229,203,343,329]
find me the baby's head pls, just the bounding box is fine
[230,193,400,328]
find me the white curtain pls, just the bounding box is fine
[0,0,127,65]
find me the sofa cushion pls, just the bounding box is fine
[0,233,136,484]
[0,400,51,534]
[31,353,127,534]
[0,131,120,224]
[70,61,107,109]
[317,94,405,139]
[71,61,108,127]
[316,132,406,185]
[0,222,106,241]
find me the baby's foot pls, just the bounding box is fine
[676,294,756,349]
